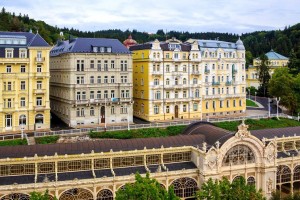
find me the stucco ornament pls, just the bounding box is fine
[235,120,251,139]
[267,178,273,193]
[265,142,276,163]
[207,148,218,169]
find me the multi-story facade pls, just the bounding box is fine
[246,50,289,88]
[50,38,133,127]
[130,37,246,122]
[0,121,299,200]
[0,32,51,132]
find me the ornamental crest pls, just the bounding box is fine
[235,120,251,139]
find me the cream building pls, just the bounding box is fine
[246,50,289,88]
[50,38,133,127]
[0,31,51,133]
[130,37,246,122]
[0,122,299,199]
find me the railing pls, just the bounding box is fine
[0,133,23,141]
[191,71,200,75]
[212,82,220,86]
[225,81,232,86]
[33,113,291,138]
[204,69,210,73]
[35,57,45,62]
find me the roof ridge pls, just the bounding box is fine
[27,33,37,46]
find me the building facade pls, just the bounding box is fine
[130,37,246,122]
[0,122,299,199]
[0,32,51,133]
[246,50,289,88]
[50,38,133,127]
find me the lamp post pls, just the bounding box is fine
[276,97,281,119]
[104,98,107,130]
[268,98,271,118]
[255,92,257,102]
[298,113,299,122]
[20,116,25,139]
[127,100,133,131]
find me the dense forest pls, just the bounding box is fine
[0,7,300,67]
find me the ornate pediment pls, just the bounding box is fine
[235,120,251,139]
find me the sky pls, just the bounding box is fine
[2,0,300,34]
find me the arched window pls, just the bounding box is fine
[247,176,256,185]
[294,165,300,181]
[35,114,43,124]
[166,78,170,85]
[277,165,291,183]
[222,145,255,166]
[171,177,198,198]
[19,114,26,125]
[59,188,93,200]
[183,78,187,85]
[154,79,159,85]
[233,176,243,183]
[96,189,113,200]
[175,78,178,85]
[155,91,161,100]
[0,193,30,200]
[195,89,200,98]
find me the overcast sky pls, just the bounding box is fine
[2,0,300,34]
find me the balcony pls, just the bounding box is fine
[151,85,163,89]
[173,84,183,90]
[152,71,162,76]
[0,58,29,64]
[35,57,45,63]
[34,106,46,111]
[233,69,238,74]
[204,69,210,74]
[34,72,48,78]
[74,99,89,105]
[2,90,16,95]
[191,71,200,75]
[225,81,232,86]
[2,107,16,113]
[203,94,221,100]
[34,89,46,95]
[212,82,220,86]
[172,71,182,77]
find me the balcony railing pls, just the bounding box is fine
[34,106,46,111]
[212,81,220,86]
[204,69,210,74]
[233,69,238,74]
[152,71,162,76]
[35,57,45,62]
[225,81,232,86]
[34,89,46,94]
[191,71,200,75]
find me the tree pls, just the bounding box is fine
[288,49,300,75]
[257,54,271,97]
[115,172,180,200]
[30,190,57,200]
[271,191,300,200]
[269,68,299,114]
[196,177,265,200]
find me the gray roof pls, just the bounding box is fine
[0,31,50,47]
[50,38,131,56]
[265,50,288,60]
[196,40,238,50]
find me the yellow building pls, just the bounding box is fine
[0,31,51,133]
[130,37,246,122]
[246,50,289,88]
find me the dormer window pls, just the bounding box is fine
[5,49,13,58]
[100,47,105,53]
[107,47,111,53]
[168,44,181,50]
[93,46,98,52]
[19,49,27,58]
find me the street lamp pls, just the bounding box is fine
[276,97,281,119]
[298,113,299,122]
[127,100,134,131]
[104,98,107,130]
[255,92,257,102]
[20,115,25,139]
[268,98,271,118]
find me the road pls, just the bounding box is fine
[247,95,282,114]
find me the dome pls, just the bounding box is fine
[236,37,245,50]
[123,34,137,49]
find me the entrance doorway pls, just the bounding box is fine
[175,105,179,118]
[101,106,105,123]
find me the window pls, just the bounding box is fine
[111,60,115,69]
[141,65,144,73]
[183,105,187,112]
[141,104,144,113]
[206,102,209,109]
[20,65,26,73]
[175,78,178,85]
[20,81,26,90]
[141,91,144,98]
[97,76,101,84]
[97,60,101,71]
[104,90,108,98]
[222,145,255,166]
[183,78,187,85]
[193,103,198,111]
[154,105,159,114]
[90,91,95,99]
[239,100,242,107]
[90,60,94,68]
[76,77,80,84]
[7,98,12,108]
[206,88,208,95]
[37,81,42,89]
[111,76,115,83]
[183,90,187,98]
[166,106,170,113]
[193,78,197,84]
[195,89,200,98]
[104,60,108,71]
[233,100,236,107]
[37,65,42,73]
[6,49,13,58]
[227,100,230,108]
[233,87,236,94]
[19,115,26,126]
[175,91,179,98]
[155,91,161,99]
[90,76,95,84]
[90,107,95,116]
[111,90,115,98]
[154,79,159,85]
[121,105,128,114]
[5,114,12,127]
[121,76,127,83]
[121,60,128,71]
[97,91,101,99]
[76,108,80,117]
[20,97,26,107]
[6,65,11,73]
[166,65,170,72]
[104,76,108,83]
[36,97,42,106]
[76,92,81,100]
[80,77,84,84]
[82,92,86,100]
[81,108,85,116]
[220,101,223,108]
[166,78,170,85]
[35,114,44,124]
[141,78,144,85]
[174,53,179,59]
[111,106,115,114]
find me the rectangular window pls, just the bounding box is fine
[80,77,84,84]
[104,60,108,71]
[76,76,80,84]
[111,106,115,114]
[97,91,101,99]
[20,65,26,73]
[90,60,94,68]
[111,76,115,83]
[20,97,26,107]
[111,90,115,98]
[90,108,95,116]
[121,76,127,83]
[111,60,115,69]
[6,65,12,73]
[6,49,13,58]
[21,81,26,90]
[97,60,101,71]
[7,98,12,108]
[227,100,230,108]
[7,82,12,91]
[193,103,198,111]
[37,65,42,73]
[104,76,108,83]
[20,49,26,58]
[90,91,94,99]
[77,92,81,100]
[97,76,101,84]
[82,92,86,100]
[37,81,42,89]
[233,100,236,107]
[104,91,108,98]
[183,105,187,112]
[5,114,12,127]
[36,97,42,106]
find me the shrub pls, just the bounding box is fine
[35,135,59,144]
[0,139,27,146]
